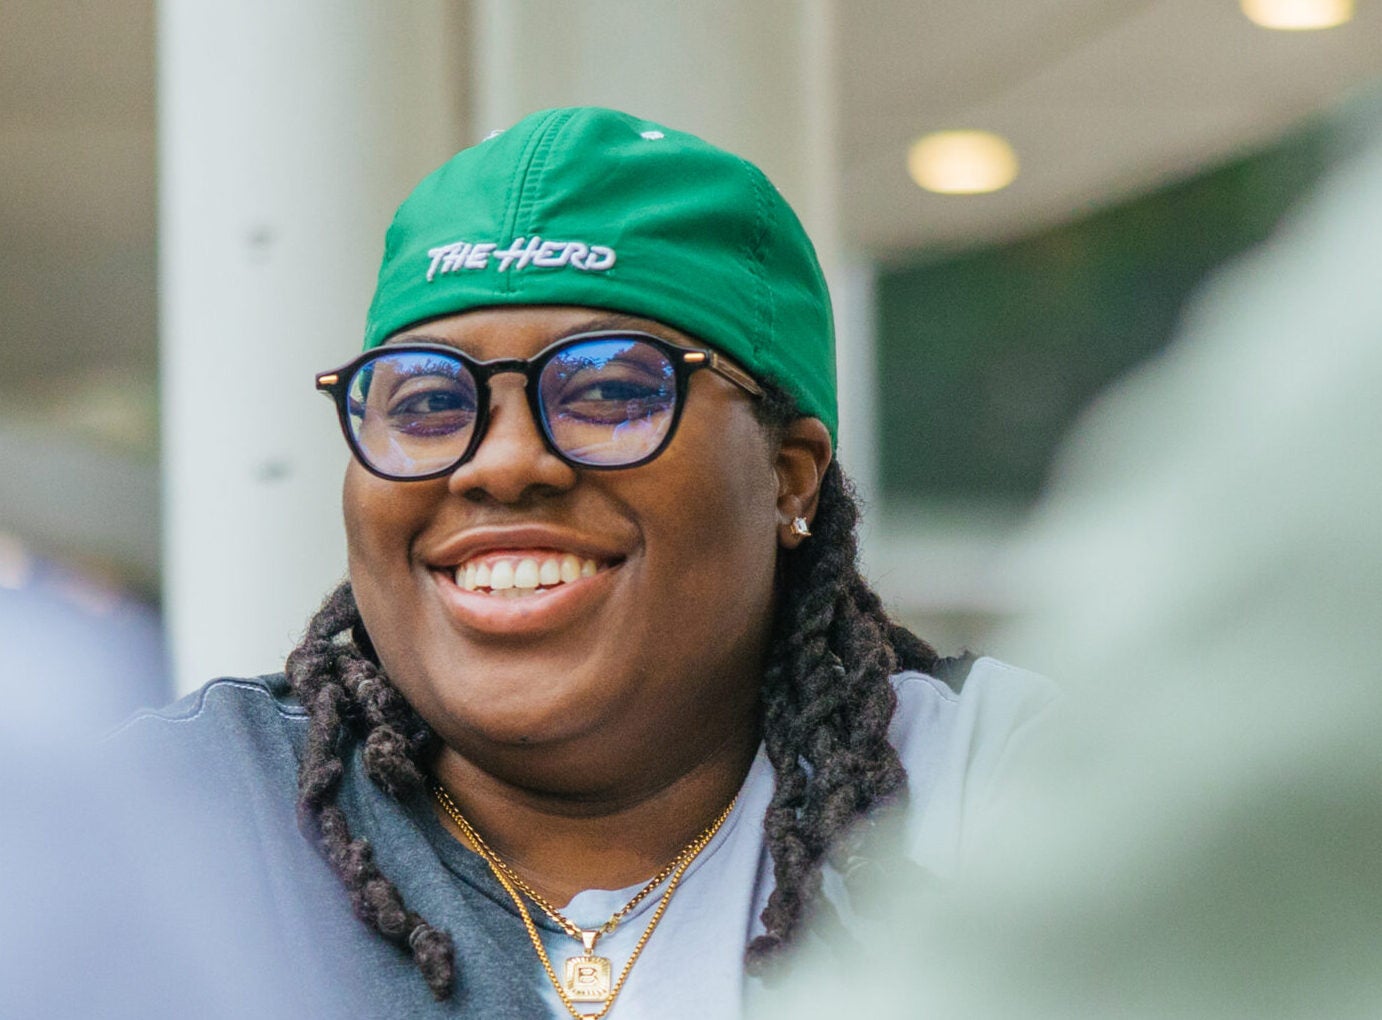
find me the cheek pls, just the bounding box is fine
[342,467,395,576]
[342,464,435,557]
[670,466,781,687]
[341,466,430,646]
[343,469,392,638]
[634,423,782,621]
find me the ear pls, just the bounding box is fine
[773,417,833,549]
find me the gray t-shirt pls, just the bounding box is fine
[111,658,1052,1018]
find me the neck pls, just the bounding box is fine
[430,722,758,907]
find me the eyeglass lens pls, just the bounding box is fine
[345,337,678,477]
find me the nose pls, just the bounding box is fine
[446,373,577,503]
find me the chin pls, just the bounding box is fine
[416,660,615,749]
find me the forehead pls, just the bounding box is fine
[385,306,698,360]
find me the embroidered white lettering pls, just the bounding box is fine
[585,246,616,271]
[514,235,545,270]
[449,243,474,273]
[532,239,567,267]
[493,237,528,272]
[426,241,470,281]
[424,238,615,280]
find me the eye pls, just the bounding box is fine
[542,341,676,424]
[390,385,473,415]
[568,378,664,403]
[366,357,479,437]
[381,381,472,435]
[549,368,673,425]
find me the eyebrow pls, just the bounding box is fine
[549,313,695,347]
[389,313,696,352]
[565,313,662,335]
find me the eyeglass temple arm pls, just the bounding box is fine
[683,350,764,397]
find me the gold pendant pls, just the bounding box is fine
[563,953,612,1001]
[563,930,613,1002]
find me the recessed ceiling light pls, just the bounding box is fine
[907,131,1018,195]
[1240,0,1353,30]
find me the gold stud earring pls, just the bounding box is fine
[789,516,812,539]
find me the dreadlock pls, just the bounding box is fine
[284,585,455,999]
[284,384,958,999]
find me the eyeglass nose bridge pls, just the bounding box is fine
[474,357,538,383]
[460,357,561,468]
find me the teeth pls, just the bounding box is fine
[514,558,540,590]
[489,560,515,590]
[560,554,581,583]
[454,553,603,594]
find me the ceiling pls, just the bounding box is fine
[838,0,1382,258]
[2,0,1381,580]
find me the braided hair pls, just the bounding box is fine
[284,385,957,1000]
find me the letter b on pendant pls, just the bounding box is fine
[563,954,612,1001]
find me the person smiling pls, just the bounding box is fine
[123,107,1052,1018]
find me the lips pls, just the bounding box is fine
[423,526,629,634]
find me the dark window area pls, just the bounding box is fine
[876,121,1338,510]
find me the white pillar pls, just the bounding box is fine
[795,1,880,512]
[471,1,830,223]
[832,259,880,509]
[159,0,464,692]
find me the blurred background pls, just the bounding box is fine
[3,0,1381,714]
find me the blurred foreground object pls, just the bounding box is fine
[763,101,1382,1018]
[0,533,340,1017]
[0,532,169,734]
[0,535,333,1017]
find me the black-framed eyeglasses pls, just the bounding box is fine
[315,330,764,481]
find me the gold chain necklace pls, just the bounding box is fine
[432,782,736,1019]
[433,784,716,941]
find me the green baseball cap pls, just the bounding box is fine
[364,106,837,439]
